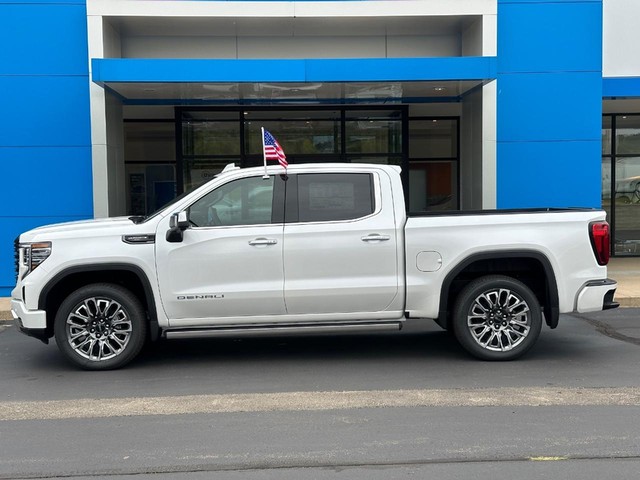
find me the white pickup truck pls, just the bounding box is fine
[11,163,618,369]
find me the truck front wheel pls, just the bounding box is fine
[452,275,542,360]
[54,283,147,370]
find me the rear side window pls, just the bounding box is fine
[297,173,374,222]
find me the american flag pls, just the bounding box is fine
[262,129,288,169]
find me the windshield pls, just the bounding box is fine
[131,190,193,224]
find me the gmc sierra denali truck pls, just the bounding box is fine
[11,163,618,369]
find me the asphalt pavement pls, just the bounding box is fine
[1,309,640,478]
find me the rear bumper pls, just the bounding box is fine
[576,279,619,313]
[10,299,50,344]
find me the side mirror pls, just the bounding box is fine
[167,211,189,243]
[169,211,189,230]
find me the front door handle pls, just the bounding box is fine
[361,234,391,242]
[248,238,278,246]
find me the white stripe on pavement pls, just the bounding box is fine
[2,387,640,421]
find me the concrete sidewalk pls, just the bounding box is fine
[0,258,638,320]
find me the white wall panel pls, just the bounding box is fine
[603,0,640,77]
[88,0,495,18]
[122,36,237,59]
[387,35,460,58]
[462,18,482,56]
[122,34,461,59]
[482,80,496,209]
[238,36,386,59]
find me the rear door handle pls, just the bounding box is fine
[361,234,391,242]
[248,238,278,246]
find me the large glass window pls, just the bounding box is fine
[345,110,402,154]
[124,121,177,216]
[408,118,459,212]
[182,121,240,156]
[124,107,461,217]
[244,111,341,156]
[603,114,640,256]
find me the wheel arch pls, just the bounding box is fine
[38,263,160,341]
[436,250,559,331]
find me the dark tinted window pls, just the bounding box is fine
[297,173,374,222]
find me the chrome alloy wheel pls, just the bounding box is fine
[467,288,531,352]
[66,297,132,361]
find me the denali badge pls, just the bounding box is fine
[177,294,225,300]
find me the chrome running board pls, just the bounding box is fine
[164,321,402,340]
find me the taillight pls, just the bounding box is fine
[589,221,610,266]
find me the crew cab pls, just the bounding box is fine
[11,163,618,369]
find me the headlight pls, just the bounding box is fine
[19,242,52,279]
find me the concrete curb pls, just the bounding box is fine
[617,297,640,308]
[0,298,10,322]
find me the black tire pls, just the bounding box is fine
[452,275,542,361]
[54,283,147,370]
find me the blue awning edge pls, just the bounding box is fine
[603,77,640,98]
[92,57,498,85]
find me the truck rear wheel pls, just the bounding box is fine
[452,275,542,360]
[54,283,147,370]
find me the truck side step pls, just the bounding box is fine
[164,321,402,340]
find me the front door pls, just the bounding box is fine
[156,175,286,323]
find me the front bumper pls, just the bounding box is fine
[576,279,619,313]
[10,299,50,344]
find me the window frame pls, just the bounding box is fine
[284,172,379,224]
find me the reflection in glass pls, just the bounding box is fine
[613,156,640,255]
[244,120,340,156]
[124,122,175,162]
[125,164,176,216]
[409,161,457,212]
[602,116,612,155]
[615,115,640,155]
[182,121,240,156]
[188,176,274,227]
[409,119,457,158]
[183,158,236,192]
[346,120,401,154]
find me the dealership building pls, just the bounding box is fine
[1,0,639,295]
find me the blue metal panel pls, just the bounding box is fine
[498,2,602,73]
[0,1,92,293]
[497,0,603,209]
[6,0,85,3]
[603,77,640,98]
[304,57,497,82]
[498,72,602,142]
[0,147,93,217]
[0,76,91,147]
[500,0,600,3]
[497,141,601,209]
[0,4,88,75]
[93,57,497,84]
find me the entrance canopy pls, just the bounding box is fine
[92,57,495,105]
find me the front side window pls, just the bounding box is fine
[188,176,274,227]
[297,173,374,222]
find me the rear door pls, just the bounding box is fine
[282,170,400,316]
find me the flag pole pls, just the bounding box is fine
[261,127,269,179]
